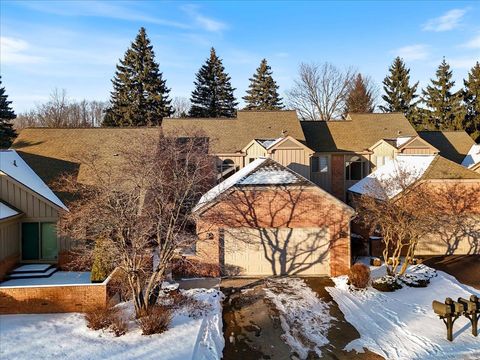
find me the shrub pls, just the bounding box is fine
[171,258,219,278]
[91,237,114,283]
[85,306,118,330]
[372,275,403,292]
[138,305,173,335]
[348,263,371,288]
[110,316,128,337]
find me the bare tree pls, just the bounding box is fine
[354,168,480,276]
[171,97,191,118]
[14,89,108,129]
[286,62,355,121]
[58,129,215,316]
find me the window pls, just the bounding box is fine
[345,155,369,181]
[220,159,235,173]
[249,158,255,164]
[312,156,328,173]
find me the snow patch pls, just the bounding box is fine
[264,277,333,359]
[462,144,480,168]
[327,264,480,360]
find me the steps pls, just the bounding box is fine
[6,264,58,280]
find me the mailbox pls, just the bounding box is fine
[458,294,480,337]
[458,296,478,313]
[432,300,452,316]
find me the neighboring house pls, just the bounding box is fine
[461,144,480,173]
[348,154,480,256]
[193,158,355,277]
[0,150,68,279]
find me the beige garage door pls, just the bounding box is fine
[223,227,330,276]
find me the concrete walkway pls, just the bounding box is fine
[177,277,220,290]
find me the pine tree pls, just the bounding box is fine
[380,57,419,120]
[189,48,238,118]
[345,73,375,113]
[0,77,17,149]
[464,61,480,141]
[243,59,283,110]
[103,27,172,126]
[421,59,465,130]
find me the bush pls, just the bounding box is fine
[348,263,371,288]
[91,237,113,283]
[85,306,118,330]
[138,305,173,335]
[372,275,403,292]
[110,316,128,337]
[171,258,219,278]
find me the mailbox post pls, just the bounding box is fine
[432,297,464,341]
[458,295,480,337]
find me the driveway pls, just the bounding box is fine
[221,277,383,360]
[422,255,480,290]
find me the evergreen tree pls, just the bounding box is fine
[421,59,465,130]
[243,59,283,110]
[189,48,237,118]
[0,77,17,148]
[345,73,375,113]
[464,61,480,141]
[104,27,172,126]
[380,57,419,120]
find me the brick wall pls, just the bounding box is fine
[0,253,19,281]
[196,186,354,276]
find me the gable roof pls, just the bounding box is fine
[348,154,480,199]
[0,201,22,221]
[163,110,305,154]
[301,113,418,153]
[418,131,475,164]
[194,157,352,214]
[0,150,67,210]
[461,144,480,169]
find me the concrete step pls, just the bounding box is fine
[6,267,58,280]
[10,264,53,274]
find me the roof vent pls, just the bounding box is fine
[13,160,17,167]
[281,129,288,136]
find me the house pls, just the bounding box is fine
[461,144,480,173]
[348,153,480,256]
[193,157,355,277]
[0,150,68,279]
[418,130,476,165]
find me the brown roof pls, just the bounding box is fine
[418,131,475,164]
[162,110,305,153]
[11,110,305,189]
[301,113,418,153]
[423,155,480,180]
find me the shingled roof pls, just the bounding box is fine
[162,110,305,153]
[301,113,418,153]
[418,131,475,164]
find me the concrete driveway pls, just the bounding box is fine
[221,277,383,360]
[422,255,480,290]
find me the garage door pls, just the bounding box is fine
[223,227,330,276]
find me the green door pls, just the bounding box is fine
[41,223,58,260]
[22,223,40,260]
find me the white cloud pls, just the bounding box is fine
[392,44,429,61]
[181,5,227,32]
[423,8,467,32]
[461,34,480,49]
[448,57,478,69]
[0,37,46,64]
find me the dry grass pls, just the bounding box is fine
[138,305,173,336]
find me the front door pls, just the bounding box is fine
[22,223,40,260]
[21,222,58,261]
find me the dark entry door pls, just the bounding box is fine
[22,223,40,260]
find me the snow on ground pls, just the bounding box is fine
[1,272,91,287]
[264,277,333,359]
[0,288,224,360]
[327,264,480,360]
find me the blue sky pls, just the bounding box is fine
[1,0,479,112]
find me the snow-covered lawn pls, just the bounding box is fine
[327,264,480,360]
[0,288,224,360]
[264,277,333,359]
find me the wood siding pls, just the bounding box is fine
[0,219,20,263]
[271,148,311,179]
[244,142,267,163]
[371,142,396,170]
[0,175,58,221]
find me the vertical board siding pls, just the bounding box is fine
[0,221,20,261]
[272,149,311,179]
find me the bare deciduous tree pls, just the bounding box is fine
[58,129,215,316]
[286,62,355,121]
[14,89,107,129]
[354,168,480,276]
[171,97,191,118]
